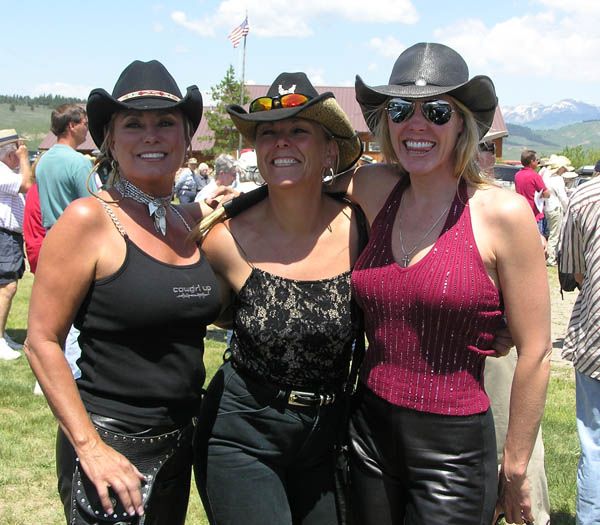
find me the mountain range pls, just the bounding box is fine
[502,99,600,129]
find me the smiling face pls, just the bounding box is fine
[254,118,336,189]
[110,109,186,191]
[387,96,464,178]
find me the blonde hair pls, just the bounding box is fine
[368,96,490,187]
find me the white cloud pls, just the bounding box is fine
[537,0,600,14]
[32,82,92,99]
[368,36,406,58]
[305,68,326,86]
[153,22,164,33]
[171,11,215,37]
[433,7,600,83]
[171,0,417,39]
[174,45,190,54]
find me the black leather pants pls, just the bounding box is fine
[349,384,497,525]
[56,415,193,525]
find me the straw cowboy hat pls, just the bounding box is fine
[547,154,575,174]
[355,42,498,139]
[0,129,19,147]
[227,72,362,172]
[86,60,203,147]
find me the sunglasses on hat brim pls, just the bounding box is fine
[478,142,496,153]
[249,93,312,113]
[386,98,454,126]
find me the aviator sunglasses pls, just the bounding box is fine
[249,93,311,113]
[386,97,454,126]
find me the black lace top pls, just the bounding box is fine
[230,268,358,391]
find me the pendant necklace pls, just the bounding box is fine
[398,201,451,268]
[115,178,175,236]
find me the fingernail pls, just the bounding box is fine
[107,507,114,515]
[138,506,145,516]
[128,507,135,516]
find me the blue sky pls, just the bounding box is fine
[3,0,600,110]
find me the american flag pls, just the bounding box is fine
[228,17,249,48]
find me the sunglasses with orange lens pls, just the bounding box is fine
[249,93,311,113]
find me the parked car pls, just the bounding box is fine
[576,165,595,176]
[28,150,39,164]
[492,163,521,189]
[570,165,597,191]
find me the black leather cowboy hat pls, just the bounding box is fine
[86,60,203,147]
[355,42,497,139]
[227,72,362,172]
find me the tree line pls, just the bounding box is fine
[2,66,246,157]
[0,94,86,108]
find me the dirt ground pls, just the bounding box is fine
[547,268,578,366]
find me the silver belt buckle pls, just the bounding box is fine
[288,390,311,406]
[288,390,336,406]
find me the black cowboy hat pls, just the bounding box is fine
[86,60,203,147]
[355,42,497,139]
[227,72,362,173]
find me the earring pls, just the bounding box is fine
[108,158,121,187]
[322,167,335,186]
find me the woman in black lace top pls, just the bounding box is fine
[193,72,363,524]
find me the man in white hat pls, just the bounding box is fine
[0,129,33,359]
[174,157,201,203]
[542,155,572,266]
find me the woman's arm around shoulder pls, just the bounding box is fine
[329,163,404,222]
[201,221,250,293]
[482,186,552,524]
[179,186,242,223]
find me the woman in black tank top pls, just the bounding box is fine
[191,72,364,525]
[25,61,228,525]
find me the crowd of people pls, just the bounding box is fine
[0,41,598,525]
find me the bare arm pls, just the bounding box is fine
[25,199,145,518]
[15,143,33,192]
[328,163,403,222]
[493,194,552,524]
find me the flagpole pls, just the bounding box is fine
[238,15,248,154]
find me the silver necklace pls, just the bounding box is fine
[115,178,182,236]
[398,201,451,268]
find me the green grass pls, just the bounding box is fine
[0,103,54,151]
[1,273,578,524]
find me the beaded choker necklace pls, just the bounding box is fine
[114,178,174,236]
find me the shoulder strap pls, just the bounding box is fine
[222,221,255,270]
[98,199,128,238]
[326,191,369,253]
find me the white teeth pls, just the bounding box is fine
[405,141,434,149]
[139,152,165,159]
[273,158,298,166]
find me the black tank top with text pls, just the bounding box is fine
[75,233,221,427]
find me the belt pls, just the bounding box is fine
[287,390,337,407]
[228,359,338,408]
[0,227,21,236]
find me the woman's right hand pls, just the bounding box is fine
[76,438,147,518]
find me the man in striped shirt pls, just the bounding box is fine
[0,129,32,360]
[559,176,600,524]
